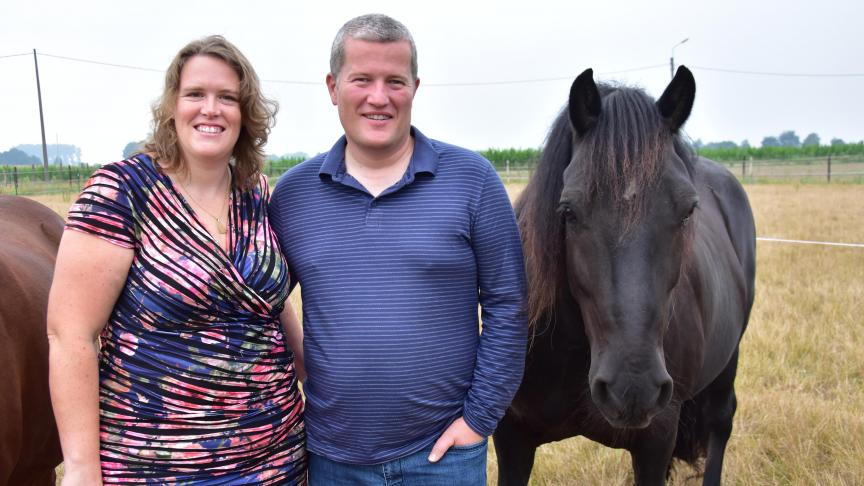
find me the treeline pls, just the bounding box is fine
[696,142,864,161]
[264,144,864,173]
[476,144,864,168]
[0,148,44,166]
[479,148,540,170]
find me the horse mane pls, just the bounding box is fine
[515,108,572,330]
[518,83,695,328]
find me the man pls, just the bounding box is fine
[270,13,527,484]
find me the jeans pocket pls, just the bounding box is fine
[448,437,488,453]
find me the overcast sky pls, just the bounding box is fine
[1,0,861,164]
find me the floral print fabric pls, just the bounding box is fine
[66,155,305,484]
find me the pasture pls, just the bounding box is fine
[32,182,863,485]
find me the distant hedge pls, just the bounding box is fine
[697,143,864,161]
[478,148,540,170]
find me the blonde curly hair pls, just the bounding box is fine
[144,35,277,190]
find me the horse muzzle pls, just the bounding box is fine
[589,366,674,429]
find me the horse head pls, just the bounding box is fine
[558,67,699,428]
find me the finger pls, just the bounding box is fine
[427,434,453,463]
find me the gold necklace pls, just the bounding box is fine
[180,166,231,234]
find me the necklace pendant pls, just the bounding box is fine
[216,219,227,234]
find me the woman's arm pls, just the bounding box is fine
[280,299,305,383]
[47,231,133,485]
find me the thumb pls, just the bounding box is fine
[427,433,453,463]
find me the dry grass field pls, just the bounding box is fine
[33,183,863,485]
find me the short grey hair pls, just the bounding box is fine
[330,14,418,81]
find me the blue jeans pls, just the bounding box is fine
[308,439,488,485]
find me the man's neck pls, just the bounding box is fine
[344,137,415,197]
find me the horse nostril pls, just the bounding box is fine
[591,378,611,405]
[656,378,673,409]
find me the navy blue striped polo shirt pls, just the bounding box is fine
[269,127,527,464]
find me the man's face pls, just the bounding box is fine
[327,38,419,158]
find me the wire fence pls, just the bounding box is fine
[2,155,862,197]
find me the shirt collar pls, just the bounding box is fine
[318,126,439,180]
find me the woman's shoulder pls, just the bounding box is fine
[92,153,155,177]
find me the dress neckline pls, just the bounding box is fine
[140,154,237,261]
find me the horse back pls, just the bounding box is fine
[0,196,64,484]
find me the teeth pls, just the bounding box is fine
[366,114,390,120]
[197,125,222,134]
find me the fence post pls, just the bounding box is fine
[506,159,510,184]
[68,165,73,187]
[827,154,832,183]
[13,167,18,195]
[741,158,746,180]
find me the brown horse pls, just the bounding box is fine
[493,67,755,485]
[0,196,63,485]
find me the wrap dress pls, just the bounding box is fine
[65,154,305,484]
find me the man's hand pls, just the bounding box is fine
[427,416,484,462]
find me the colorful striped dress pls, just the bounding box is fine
[65,154,305,484]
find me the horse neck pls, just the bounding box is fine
[534,290,589,348]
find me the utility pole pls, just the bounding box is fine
[34,49,49,181]
[670,38,689,79]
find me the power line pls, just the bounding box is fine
[0,52,30,60]
[39,53,164,73]
[423,64,668,87]
[38,52,322,84]
[690,65,864,78]
[262,78,323,86]
[21,51,864,84]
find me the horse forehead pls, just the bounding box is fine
[623,179,638,201]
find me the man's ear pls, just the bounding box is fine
[326,73,338,106]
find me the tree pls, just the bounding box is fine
[741,140,751,149]
[14,144,82,165]
[692,139,704,149]
[704,141,738,149]
[802,133,820,146]
[0,148,42,165]
[761,136,781,148]
[778,130,801,148]
[830,138,845,146]
[123,140,144,158]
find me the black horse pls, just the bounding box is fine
[493,67,756,485]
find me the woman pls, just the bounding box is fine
[47,36,306,485]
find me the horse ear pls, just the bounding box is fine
[656,65,696,131]
[569,68,602,136]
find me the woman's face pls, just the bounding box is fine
[174,55,242,167]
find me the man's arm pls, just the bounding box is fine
[430,162,528,461]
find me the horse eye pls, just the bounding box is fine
[559,204,576,220]
[681,201,698,227]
